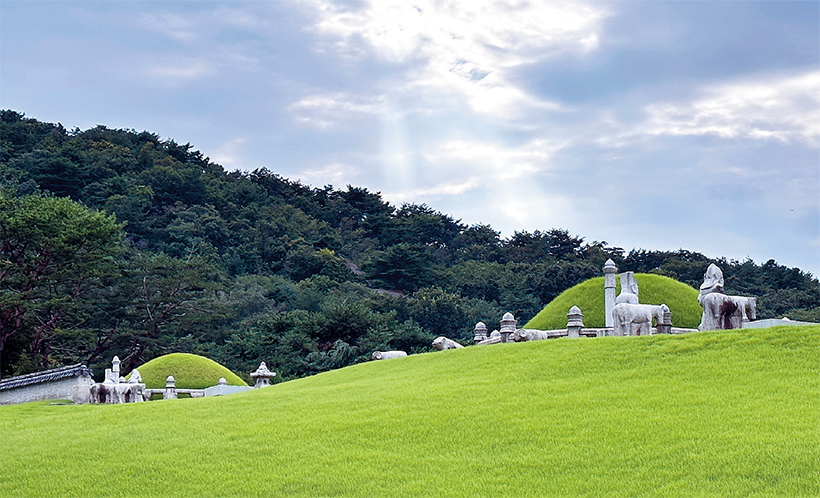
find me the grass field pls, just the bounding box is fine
[525,274,703,330]
[1,325,817,498]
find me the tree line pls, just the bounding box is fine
[1,110,817,380]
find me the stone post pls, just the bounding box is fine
[603,259,618,328]
[567,306,584,338]
[163,375,177,400]
[656,304,672,334]
[111,356,121,384]
[499,313,517,343]
[473,322,488,343]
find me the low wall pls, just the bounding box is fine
[0,364,94,405]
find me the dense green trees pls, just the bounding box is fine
[0,192,123,374]
[1,110,817,380]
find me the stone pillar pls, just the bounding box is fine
[656,304,672,334]
[473,322,488,343]
[603,259,618,328]
[499,313,517,343]
[567,306,584,338]
[163,375,177,400]
[111,356,121,384]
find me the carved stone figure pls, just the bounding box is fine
[611,303,666,336]
[432,336,464,350]
[698,293,757,331]
[512,329,549,342]
[698,263,725,304]
[128,369,142,384]
[371,350,407,360]
[615,272,639,305]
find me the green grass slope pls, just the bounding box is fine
[526,274,702,330]
[131,353,247,389]
[1,326,817,498]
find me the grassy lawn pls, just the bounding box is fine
[525,274,703,330]
[1,325,817,497]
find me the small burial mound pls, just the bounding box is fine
[131,353,247,389]
[525,273,702,330]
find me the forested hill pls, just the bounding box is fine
[1,110,818,380]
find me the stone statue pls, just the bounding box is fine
[432,337,464,350]
[371,350,407,360]
[699,293,756,331]
[615,272,639,305]
[611,303,666,336]
[512,329,549,342]
[128,369,142,383]
[698,263,725,304]
[696,263,757,331]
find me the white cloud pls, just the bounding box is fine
[303,0,606,118]
[426,138,563,180]
[289,93,384,128]
[211,138,248,170]
[296,162,359,186]
[146,59,213,81]
[644,71,820,145]
[137,13,197,42]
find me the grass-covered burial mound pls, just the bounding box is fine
[525,273,702,330]
[131,353,247,389]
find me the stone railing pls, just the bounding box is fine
[143,376,204,400]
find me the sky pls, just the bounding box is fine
[1,1,818,276]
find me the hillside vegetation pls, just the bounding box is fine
[1,325,817,498]
[525,274,702,330]
[1,110,818,382]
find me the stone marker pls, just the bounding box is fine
[566,306,584,338]
[499,312,517,343]
[603,259,618,328]
[473,322,488,343]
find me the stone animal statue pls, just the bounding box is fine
[371,350,408,360]
[611,303,666,336]
[699,293,756,331]
[512,329,550,342]
[90,383,110,404]
[432,337,464,350]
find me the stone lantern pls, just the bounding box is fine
[499,312,517,343]
[250,362,276,388]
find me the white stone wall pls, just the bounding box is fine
[0,376,93,405]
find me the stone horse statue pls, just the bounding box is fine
[611,303,667,336]
[699,293,756,331]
